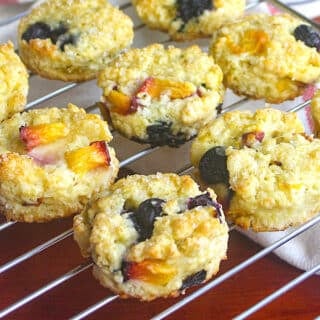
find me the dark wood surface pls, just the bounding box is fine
[1,212,319,320]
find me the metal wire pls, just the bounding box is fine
[0,228,73,274]
[221,97,249,113]
[288,99,311,113]
[69,295,119,320]
[270,0,320,30]
[234,262,320,320]
[68,215,320,320]
[151,214,320,320]
[0,144,161,274]
[284,0,319,5]
[68,224,236,320]
[25,83,78,110]
[0,11,28,27]
[119,146,159,167]
[0,153,222,318]
[0,261,93,318]
[0,221,16,232]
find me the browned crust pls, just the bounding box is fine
[226,81,307,104]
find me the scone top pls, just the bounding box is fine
[98,44,224,103]
[18,0,134,81]
[191,108,304,167]
[210,13,320,103]
[0,104,119,222]
[73,173,228,300]
[132,0,245,41]
[0,41,29,122]
[191,108,320,231]
[98,44,224,147]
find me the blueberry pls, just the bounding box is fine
[58,33,79,51]
[180,269,207,291]
[199,146,229,185]
[187,192,224,223]
[176,0,214,24]
[22,21,78,51]
[294,24,320,51]
[121,260,131,282]
[22,22,51,42]
[49,23,68,43]
[187,192,215,209]
[129,198,165,242]
[145,121,188,147]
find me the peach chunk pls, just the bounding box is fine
[242,131,265,147]
[20,122,68,151]
[137,77,195,100]
[105,90,132,115]
[105,77,196,115]
[228,30,269,55]
[64,141,111,175]
[123,259,176,285]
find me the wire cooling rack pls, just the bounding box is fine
[0,0,320,319]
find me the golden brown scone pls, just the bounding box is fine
[311,89,320,136]
[191,108,304,166]
[0,104,119,222]
[74,173,228,300]
[98,44,224,147]
[132,0,245,41]
[191,108,320,231]
[210,14,320,103]
[18,0,133,82]
[0,42,28,122]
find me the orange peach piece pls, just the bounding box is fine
[20,122,68,151]
[124,259,176,286]
[138,77,195,100]
[227,30,269,55]
[104,77,196,116]
[105,90,132,115]
[64,141,111,175]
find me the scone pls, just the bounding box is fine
[132,0,245,41]
[191,108,320,231]
[98,44,224,147]
[74,173,228,300]
[0,42,28,122]
[18,0,134,82]
[210,14,320,103]
[0,104,119,222]
[311,89,320,136]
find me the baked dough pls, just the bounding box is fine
[0,42,28,122]
[98,44,224,147]
[18,0,133,82]
[0,104,119,222]
[74,173,228,300]
[210,14,320,103]
[311,89,320,136]
[191,109,320,231]
[132,0,245,41]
